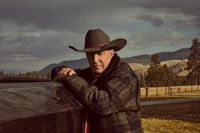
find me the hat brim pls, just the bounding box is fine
[69,38,127,52]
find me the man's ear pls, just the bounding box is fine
[110,49,115,57]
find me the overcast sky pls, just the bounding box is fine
[0,0,200,73]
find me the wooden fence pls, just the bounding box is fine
[140,85,200,97]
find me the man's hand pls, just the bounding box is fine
[53,67,76,82]
[58,67,76,76]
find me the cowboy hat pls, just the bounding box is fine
[68,28,127,52]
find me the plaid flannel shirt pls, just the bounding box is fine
[52,54,143,133]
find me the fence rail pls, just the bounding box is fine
[141,85,200,97]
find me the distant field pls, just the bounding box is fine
[140,85,200,97]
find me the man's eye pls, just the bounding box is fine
[99,52,103,55]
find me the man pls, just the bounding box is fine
[51,29,143,133]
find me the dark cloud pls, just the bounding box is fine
[0,1,83,32]
[137,15,163,27]
[132,0,200,29]
[1,0,200,31]
[0,36,7,42]
[0,0,122,33]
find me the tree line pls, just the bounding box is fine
[0,71,51,80]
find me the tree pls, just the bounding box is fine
[186,37,200,90]
[46,72,51,80]
[139,73,146,87]
[145,53,164,95]
[0,70,5,77]
[151,53,160,66]
[162,64,178,86]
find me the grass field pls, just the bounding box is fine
[140,85,200,133]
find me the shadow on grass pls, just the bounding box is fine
[141,97,187,101]
[141,101,200,123]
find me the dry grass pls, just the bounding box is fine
[141,96,200,133]
[142,118,200,133]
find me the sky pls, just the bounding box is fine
[0,0,200,73]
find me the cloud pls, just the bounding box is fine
[0,0,125,33]
[137,15,163,27]
[123,30,191,48]
[2,54,38,62]
[133,0,200,29]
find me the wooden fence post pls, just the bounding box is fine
[178,87,181,96]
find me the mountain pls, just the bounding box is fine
[129,59,189,76]
[39,47,190,74]
[40,58,89,74]
[123,47,190,64]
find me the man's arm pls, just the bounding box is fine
[61,68,138,115]
[51,66,87,81]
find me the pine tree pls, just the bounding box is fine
[186,37,200,90]
[145,53,164,95]
[0,70,5,77]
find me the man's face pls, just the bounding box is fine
[86,49,114,74]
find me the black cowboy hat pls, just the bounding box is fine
[69,28,127,52]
